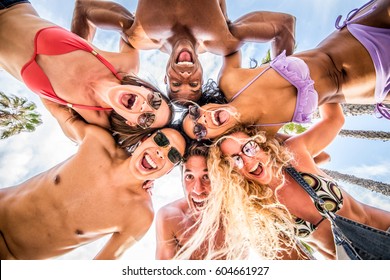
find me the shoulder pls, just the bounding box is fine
[157,199,187,222]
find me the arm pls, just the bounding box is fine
[41,99,88,144]
[155,208,179,260]
[275,133,331,165]
[71,0,134,42]
[287,103,345,157]
[218,50,241,85]
[228,11,296,58]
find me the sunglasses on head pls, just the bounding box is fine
[188,105,207,140]
[137,91,163,129]
[153,131,183,165]
[230,140,260,169]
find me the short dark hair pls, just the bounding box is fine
[183,140,212,163]
[109,75,174,150]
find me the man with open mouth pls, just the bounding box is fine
[0,103,186,260]
[155,141,224,259]
[72,0,296,105]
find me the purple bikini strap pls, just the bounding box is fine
[375,103,390,120]
[229,66,271,102]
[335,0,376,29]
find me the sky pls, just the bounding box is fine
[0,0,389,260]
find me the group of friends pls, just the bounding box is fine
[0,0,389,260]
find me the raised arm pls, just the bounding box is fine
[155,207,179,260]
[41,99,88,144]
[228,11,296,58]
[71,0,134,42]
[287,103,345,157]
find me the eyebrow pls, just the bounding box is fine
[184,168,208,172]
[171,89,200,94]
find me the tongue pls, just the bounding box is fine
[217,110,229,125]
[178,51,192,62]
[141,156,153,170]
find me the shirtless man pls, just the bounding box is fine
[71,0,296,103]
[0,101,185,260]
[155,141,223,259]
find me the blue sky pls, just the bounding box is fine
[0,0,388,260]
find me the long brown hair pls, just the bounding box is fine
[109,75,174,150]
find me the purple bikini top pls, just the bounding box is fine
[230,51,318,126]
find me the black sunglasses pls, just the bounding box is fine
[188,105,207,140]
[137,91,163,128]
[153,131,183,165]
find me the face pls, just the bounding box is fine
[165,40,203,102]
[182,103,238,140]
[219,132,273,185]
[107,84,171,128]
[129,128,186,180]
[182,155,211,215]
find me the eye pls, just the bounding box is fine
[172,82,181,87]
[202,174,210,182]
[189,82,198,87]
[231,155,243,168]
[185,174,194,181]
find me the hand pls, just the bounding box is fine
[142,180,154,196]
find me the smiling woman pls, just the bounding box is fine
[0,1,173,137]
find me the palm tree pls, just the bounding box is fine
[338,129,390,142]
[312,104,376,119]
[0,91,42,139]
[341,104,376,117]
[322,169,390,196]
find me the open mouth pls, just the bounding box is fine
[249,162,263,176]
[141,153,157,170]
[191,196,206,210]
[121,94,137,109]
[211,110,229,126]
[176,50,194,66]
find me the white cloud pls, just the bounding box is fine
[345,162,390,180]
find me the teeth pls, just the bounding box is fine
[192,197,206,203]
[211,111,219,126]
[249,163,260,173]
[177,61,193,66]
[145,154,157,169]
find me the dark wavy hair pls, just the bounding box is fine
[109,75,174,150]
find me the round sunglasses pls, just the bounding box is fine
[153,131,183,165]
[188,105,207,140]
[137,91,163,129]
[230,140,260,169]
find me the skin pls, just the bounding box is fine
[155,155,221,260]
[71,0,296,102]
[0,101,185,260]
[183,0,390,140]
[220,103,390,259]
[0,3,170,129]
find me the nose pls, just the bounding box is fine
[179,71,192,78]
[192,179,205,195]
[241,154,253,169]
[156,149,164,159]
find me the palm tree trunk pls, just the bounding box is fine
[322,169,390,196]
[338,129,390,141]
[313,104,376,119]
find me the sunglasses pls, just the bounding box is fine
[153,131,183,165]
[230,140,260,169]
[137,91,163,129]
[188,105,207,140]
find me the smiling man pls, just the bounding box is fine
[155,141,223,259]
[0,101,185,260]
[72,0,295,105]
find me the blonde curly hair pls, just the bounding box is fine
[174,125,299,260]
